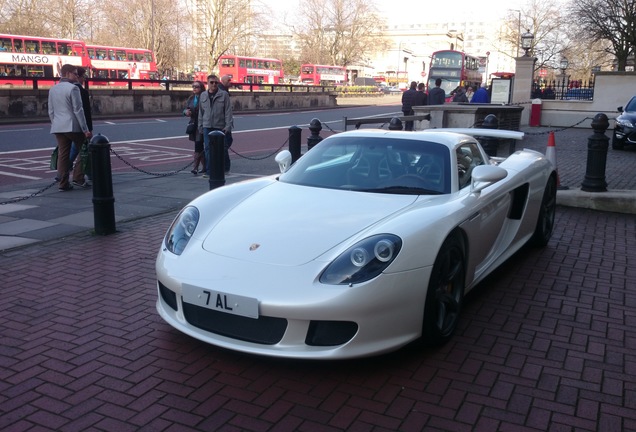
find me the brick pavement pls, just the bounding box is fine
[2,148,636,430]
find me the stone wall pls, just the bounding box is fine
[0,88,338,121]
[533,72,635,128]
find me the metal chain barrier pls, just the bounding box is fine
[229,136,289,161]
[0,181,59,205]
[109,147,194,176]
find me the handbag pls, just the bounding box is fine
[186,122,196,135]
[50,146,58,170]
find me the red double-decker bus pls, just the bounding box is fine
[427,50,482,98]
[218,55,283,85]
[0,33,90,86]
[86,44,159,83]
[299,64,346,85]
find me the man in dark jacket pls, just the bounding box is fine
[401,81,418,131]
[198,74,233,178]
[428,78,446,105]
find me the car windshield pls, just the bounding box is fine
[279,136,451,194]
[625,97,636,112]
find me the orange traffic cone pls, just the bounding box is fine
[545,131,568,190]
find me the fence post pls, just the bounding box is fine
[389,117,403,130]
[89,134,116,235]
[480,114,499,156]
[288,126,302,163]
[581,113,609,192]
[208,130,226,190]
[307,118,323,150]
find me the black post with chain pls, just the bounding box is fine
[89,134,116,235]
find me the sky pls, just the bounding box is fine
[264,0,524,27]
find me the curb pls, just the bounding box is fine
[557,188,636,214]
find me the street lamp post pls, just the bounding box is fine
[560,58,569,99]
[521,30,534,57]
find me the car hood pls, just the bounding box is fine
[201,182,417,266]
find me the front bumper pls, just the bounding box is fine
[156,250,431,359]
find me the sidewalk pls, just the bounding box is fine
[1,125,635,252]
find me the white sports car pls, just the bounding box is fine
[156,129,557,359]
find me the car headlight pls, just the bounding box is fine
[617,118,634,128]
[319,234,402,285]
[164,206,199,255]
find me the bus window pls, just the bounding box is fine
[13,39,23,52]
[239,59,245,67]
[87,48,95,59]
[41,41,55,54]
[25,40,40,53]
[116,50,126,60]
[72,43,84,56]
[58,42,71,55]
[128,52,134,61]
[134,53,144,62]
[0,37,12,51]
[143,52,151,62]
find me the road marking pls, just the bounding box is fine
[0,170,42,180]
[0,128,43,133]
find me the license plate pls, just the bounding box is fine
[182,284,259,319]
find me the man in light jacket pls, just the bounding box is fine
[198,74,233,178]
[48,63,92,191]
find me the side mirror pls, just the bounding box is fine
[275,150,292,173]
[471,165,507,193]
[617,106,623,113]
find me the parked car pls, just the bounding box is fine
[156,128,557,359]
[613,96,636,150]
[381,85,403,94]
[563,88,594,100]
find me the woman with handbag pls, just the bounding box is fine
[184,80,205,175]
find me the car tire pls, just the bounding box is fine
[612,134,625,150]
[529,175,557,247]
[422,234,465,347]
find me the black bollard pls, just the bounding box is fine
[480,114,499,157]
[89,134,116,235]
[288,126,302,163]
[389,117,403,130]
[581,113,609,192]
[307,118,323,150]
[208,130,226,190]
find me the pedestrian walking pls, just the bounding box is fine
[401,81,418,131]
[48,64,92,191]
[198,74,233,178]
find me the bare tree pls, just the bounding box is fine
[39,0,94,39]
[94,0,182,72]
[499,0,568,72]
[0,0,49,35]
[568,0,636,71]
[193,0,268,72]
[292,0,387,69]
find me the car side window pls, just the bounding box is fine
[456,143,484,189]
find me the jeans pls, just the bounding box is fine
[224,131,233,172]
